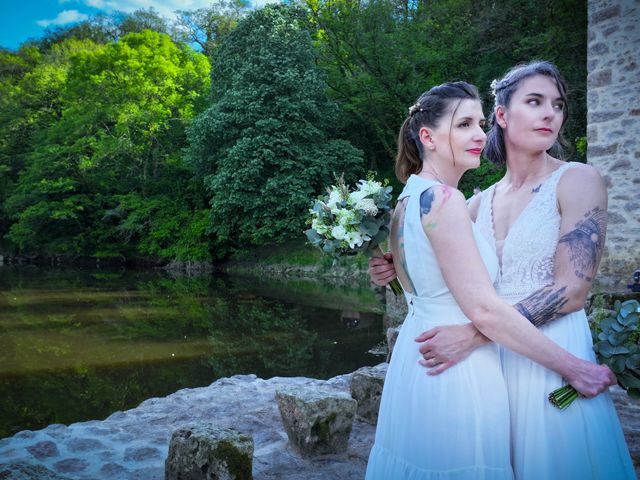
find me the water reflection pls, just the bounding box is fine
[0,267,384,437]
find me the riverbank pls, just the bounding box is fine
[1,366,639,479]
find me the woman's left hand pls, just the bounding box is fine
[415,323,488,375]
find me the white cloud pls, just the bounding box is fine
[251,0,280,7]
[39,0,282,32]
[78,0,220,17]
[37,10,90,27]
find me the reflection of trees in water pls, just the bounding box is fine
[0,359,214,438]
[0,268,383,436]
[206,299,317,379]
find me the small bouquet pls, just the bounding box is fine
[305,173,403,296]
[549,299,640,409]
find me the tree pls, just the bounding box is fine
[186,5,365,256]
[174,0,249,58]
[3,31,212,258]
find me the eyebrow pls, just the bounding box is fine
[525,92,564,101]
[457,116,486,122]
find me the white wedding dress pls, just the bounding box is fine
[475,161,635,479]
[366,175,514,480]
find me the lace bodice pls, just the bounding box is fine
[475,162,580,301]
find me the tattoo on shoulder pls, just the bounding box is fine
[558,206,607,282]
[515,286,569,328]
[420,185,452,216]
[420,188,435,215]
[531,183,541,193]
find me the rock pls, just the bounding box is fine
[275,386,357,458]
[165,423,254,480]
[350,364,388,425]
[0,461,71,480]
[124,446,162,462]
[386,326,401,359]
[26,440,59,460]
[52,458,90,474]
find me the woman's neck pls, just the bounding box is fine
[502,148,556,190]
[418,161,462,188]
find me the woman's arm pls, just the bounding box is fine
[513,164,607,326]
[420,184,614,397]
[419,165,608,373]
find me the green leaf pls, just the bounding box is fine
[596,341,630,358]
[625,355,640,370]
[617,371,640,389]
[608,332,630,346]
[620,300,640,318]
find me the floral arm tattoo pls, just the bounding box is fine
[514,206,607,328]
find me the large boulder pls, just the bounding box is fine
[350,364,388,425]
[165,423,253,480]
[275,386,357,458]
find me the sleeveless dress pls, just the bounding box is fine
[475,162,635,479]
[366,175,514,480]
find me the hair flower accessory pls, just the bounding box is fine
[408,104,424,116]
[490,79,500,96]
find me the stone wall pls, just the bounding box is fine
[588,0,640,291]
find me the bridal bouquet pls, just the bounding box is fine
[305,173,403,296]
[549,299,640,409]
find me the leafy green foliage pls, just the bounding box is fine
[306,0,588,182]
[1,31,211,258]
[592,300,640,398]
[186,5,365,256]
[0,1,589,260]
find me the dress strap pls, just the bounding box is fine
[544,161,581,193]
[397,174,439,201]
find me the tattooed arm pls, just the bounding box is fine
[415,183,614,397]
[514,164,608,327]
[419,165,607,373]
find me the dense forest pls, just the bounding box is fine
[0,0,588,262]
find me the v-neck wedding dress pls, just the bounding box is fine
[476,162,635,479]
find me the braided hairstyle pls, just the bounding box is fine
[396,82,480,183]
[484,60,570,166]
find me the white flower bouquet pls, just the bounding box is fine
[305,173,403,296]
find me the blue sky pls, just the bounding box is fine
[0,0,275,51]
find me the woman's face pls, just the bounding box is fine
[424,98,486,171]
[498,74,565,153]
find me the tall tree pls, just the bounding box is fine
[186,5,365,256]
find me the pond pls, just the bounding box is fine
[0,267,385,438]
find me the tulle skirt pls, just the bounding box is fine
[366,296,514,480]
[500,305,635,480]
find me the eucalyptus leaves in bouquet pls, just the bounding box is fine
[593,299,640,396]
[305,173,402,295]
[549,299,640,409]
